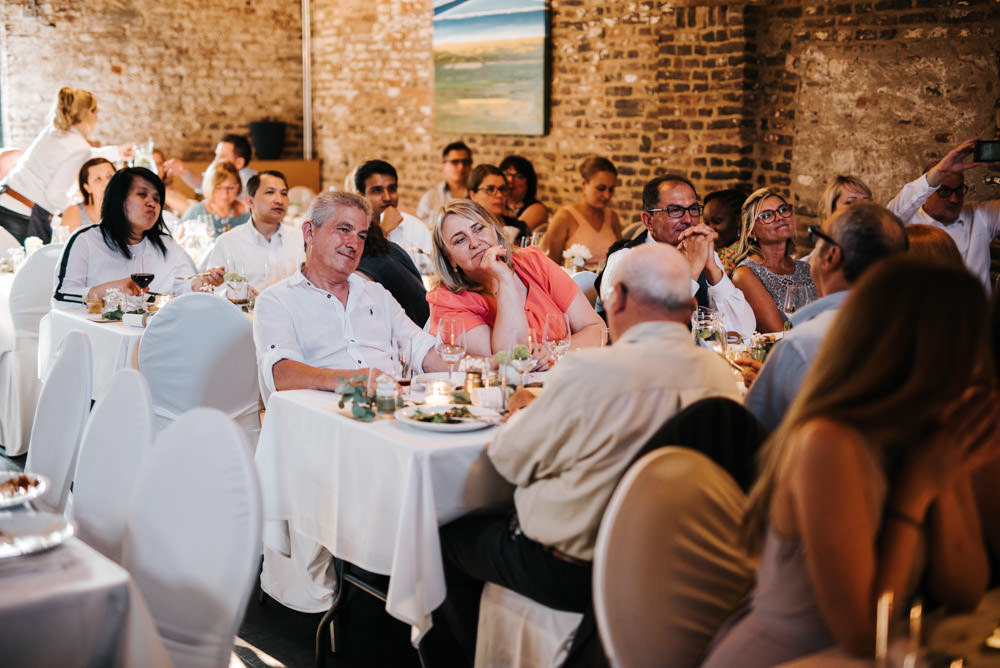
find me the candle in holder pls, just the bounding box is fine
[425,380,453,405]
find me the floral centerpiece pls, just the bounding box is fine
[562,243,592,271]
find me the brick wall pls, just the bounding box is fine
[311,0,1000,229]
[1,0,303,163]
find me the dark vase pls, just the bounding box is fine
[249,121,286,160]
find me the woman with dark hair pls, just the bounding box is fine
[61,157,116,232]
[546,156,622,270]
[704,188,747,274]
[357,213,429,327]
[427,199,603,356]
[53,167,223,305]
[732,187,817,332]
[704,257,1000,667]
[0,87,134,243]
[468,164,529,244]
[499,155,548,230]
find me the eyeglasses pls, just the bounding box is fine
[757,204,793,224]
[808,225,839,248]
[477,185,509,196]
[936,184,969,198]
[646,203,703,219]
[445,158,472,167]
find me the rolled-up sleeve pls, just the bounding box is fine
[386,290,437,372]
[706,253,756,340]
[253,289,307,398]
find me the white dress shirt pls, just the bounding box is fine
[202,220,304,291]
[253,269,437,399]
[52,225,196,305]
[1,125,122,214]
[601,234,757,340]
[888,173,1000,293]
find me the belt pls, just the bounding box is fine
[507,514,592,568]
[0,185,35,210]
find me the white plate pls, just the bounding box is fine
[0,511,74,558]
[395,404,500,432]
[0,472,48,509]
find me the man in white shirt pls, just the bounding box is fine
[253,190,448,401]
[426,243,742,666]
[416,141,472,225]
[353,159,434,273]
[598,174,756,340]
[203,170,303,292]
[888,137,1000,293]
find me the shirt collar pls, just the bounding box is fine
[247,219,283,245]
[789,290,848,326]
[286,264,359,293]
[617,320,691,344]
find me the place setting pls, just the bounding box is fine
[0,471,74,564]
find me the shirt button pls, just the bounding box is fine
[327,294,331,299]
[270,345,275,349]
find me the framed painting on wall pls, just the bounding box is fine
[433,0,549,136]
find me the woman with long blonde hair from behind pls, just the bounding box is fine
[0,87,134,243]
[703,256,1000,667]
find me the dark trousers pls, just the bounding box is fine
[424,508,592,668]
[0,205,29,244]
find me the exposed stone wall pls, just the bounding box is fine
[1,0,304,163]
[311,0,1000,229]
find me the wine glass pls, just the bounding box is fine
[435,318,466,384]
[509,330,539,389]
[782,285,810,318]
[542,312,572,363]
[130,253,154,296]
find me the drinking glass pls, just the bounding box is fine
[691,307,727,356]
[435,318,466,383]
[783,285,810,318]
[508,330,539,389]
[543,312,572,362]
[130,253,154,296]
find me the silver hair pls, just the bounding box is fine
[305,190,372,227]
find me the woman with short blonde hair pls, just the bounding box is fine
[180,160,250,237]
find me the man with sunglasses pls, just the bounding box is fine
[745,203,907,430]
[597,174,755,340]
[417,141,473,226]
[888,137,1000,293]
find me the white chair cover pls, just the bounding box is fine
[72,368,154,563]
[24,329,92,513]
[593,447,756,668]
[138,292,260,449]
[0,226,21,256]
[474,584,583,668]
[571,270,598,307]
[122,407,262,668]
[0,243,63,455]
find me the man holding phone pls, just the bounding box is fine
[888,136,1000,293]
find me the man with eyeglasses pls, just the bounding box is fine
[597,174,756,340]
[417,141,473,226]
[745,202,907,430]
[888,137,1000,293]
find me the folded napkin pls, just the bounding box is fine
[122,312,150,328]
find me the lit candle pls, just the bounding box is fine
[425,380,452,406]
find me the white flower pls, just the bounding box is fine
[24,237,43,255]
[562,243,592,263]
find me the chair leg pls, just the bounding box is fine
[315,559,346,668]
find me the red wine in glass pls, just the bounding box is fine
[131,273,154,290]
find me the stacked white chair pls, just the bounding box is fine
[593,447,756,668]
[24,329,92,514]
[138,292,260,449]
[571,270,598,307]
[72,368,154,563]
[122,407,262,668]
[0,243,64,455]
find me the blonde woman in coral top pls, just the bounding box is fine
[546,156,623,270]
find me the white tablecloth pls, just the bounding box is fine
[255,389,513,643]
[0,536,170,667]
[37,308,144,399]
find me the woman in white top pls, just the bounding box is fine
[0,87,134,243]
[53,167,223,306]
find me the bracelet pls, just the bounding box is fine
[887,508,923,529]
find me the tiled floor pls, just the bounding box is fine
[0,446,420,668]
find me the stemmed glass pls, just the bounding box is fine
[435,318,466,384]
[542,312,572,363]
[508,330,539,389]
[782,285,810,319]
[130,253,154,297]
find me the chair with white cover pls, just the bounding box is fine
[474,584,583,668]
[138,292,260,448]
[620,222,645,241]
[122,407,262,668]
[572,270,598,307]
[593,447,756,668]
[24,329,92,513]
[0,243,64,455]
[72,368,154,563]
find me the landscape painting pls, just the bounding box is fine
[433,0,548,136]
